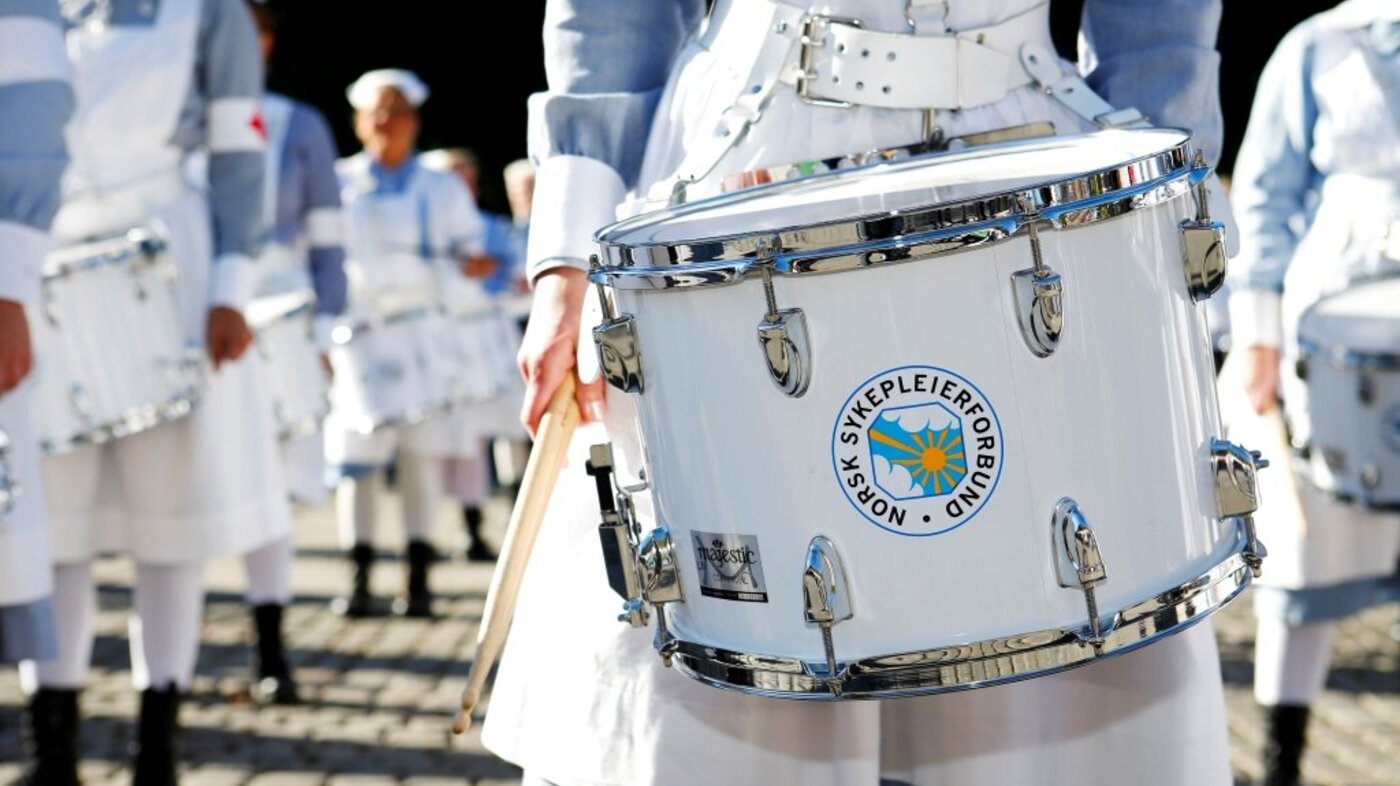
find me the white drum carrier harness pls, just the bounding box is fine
[654,0,1143,204]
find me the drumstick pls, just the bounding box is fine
[452,374,581,735]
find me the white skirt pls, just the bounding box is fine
[43,184,292,564]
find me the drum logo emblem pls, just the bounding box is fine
[691,531,769,602]
[831,366,1004,536]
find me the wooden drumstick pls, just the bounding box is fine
[452,374,581,735]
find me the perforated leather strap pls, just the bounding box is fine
[791,3,1052,110]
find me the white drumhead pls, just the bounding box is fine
[1300,277,1400,355]
[601,128,1191,246]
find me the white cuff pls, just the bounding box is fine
[208,252,259,311]
[313,314,336,352]
[526,155,627,284]
[0,221,51,307]
[1228,289,1283,349]
[306,207,343,248]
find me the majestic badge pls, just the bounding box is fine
[831,366,1004,536]
[691,531,769,602]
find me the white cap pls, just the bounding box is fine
[346,69,429,110]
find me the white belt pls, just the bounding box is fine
[51,169,188,244]
[704,0,1058,111]
[661,0,1140,204]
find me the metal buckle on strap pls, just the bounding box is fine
[796,14,862,108]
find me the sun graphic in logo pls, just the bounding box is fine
[868,402,968,499]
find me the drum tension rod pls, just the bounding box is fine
[1010,217,1064,358]
[756,261,814,398]
[590,256,646,395]
[802,536,854,694]
[1052,498,1109,654]
[1180,150,1228,302]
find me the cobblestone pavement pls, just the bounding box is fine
[1,494,1396,785]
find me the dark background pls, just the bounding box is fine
[264,1,1337,215]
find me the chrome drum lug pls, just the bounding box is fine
[1052,498,1109,654]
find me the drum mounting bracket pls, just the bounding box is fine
[587,443,683,630]
[1052,498,1109,654]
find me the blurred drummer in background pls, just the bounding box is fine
[422,148,534,560]
[1228,2,1400,784]
[19,0,286,782]
[241,0,349,707]
[327,69,491,618]
[0,0,71,669]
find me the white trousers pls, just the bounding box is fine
[335,451,441,547]
[244,536,294,606]
[1253,618,1337,707]
[21,560,204,691]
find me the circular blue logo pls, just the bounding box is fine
[831,365,1005,536]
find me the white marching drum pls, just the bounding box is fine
[441,307,525,405]
[328,307,453,435]
[1294,276,1400,508]
[585,128,1267,699]
[246,290,329,442]
[30,226,203,455]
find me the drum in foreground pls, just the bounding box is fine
[1295,276,1400,508]
[585,128,1267,699]
[246,290,329,442]
[31,227,203,455]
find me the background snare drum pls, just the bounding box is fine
[246,290,329,442]
[328,307,452,435]
[1294,276,1400,507]
[30,226,203,455]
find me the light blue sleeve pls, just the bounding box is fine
[295,104,347,317]
[0,0,73,305]
[197,0,264,261]
[1227,23,1320,296]
[1079,0,1224,166]
[529,0,704,187]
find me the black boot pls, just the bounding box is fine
[463,506,497,562]
[250,604,300,705]
[331,544,376,618]
[21,688,81,786]
[1262,704,1310,786]
[131,683,180,786]
[396,540,437,618]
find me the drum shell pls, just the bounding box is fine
[30,243,200,455]
[328,310,449,434]
[610,190,1229,663]
[248,293,329,443]
[1294,350,1400,507]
